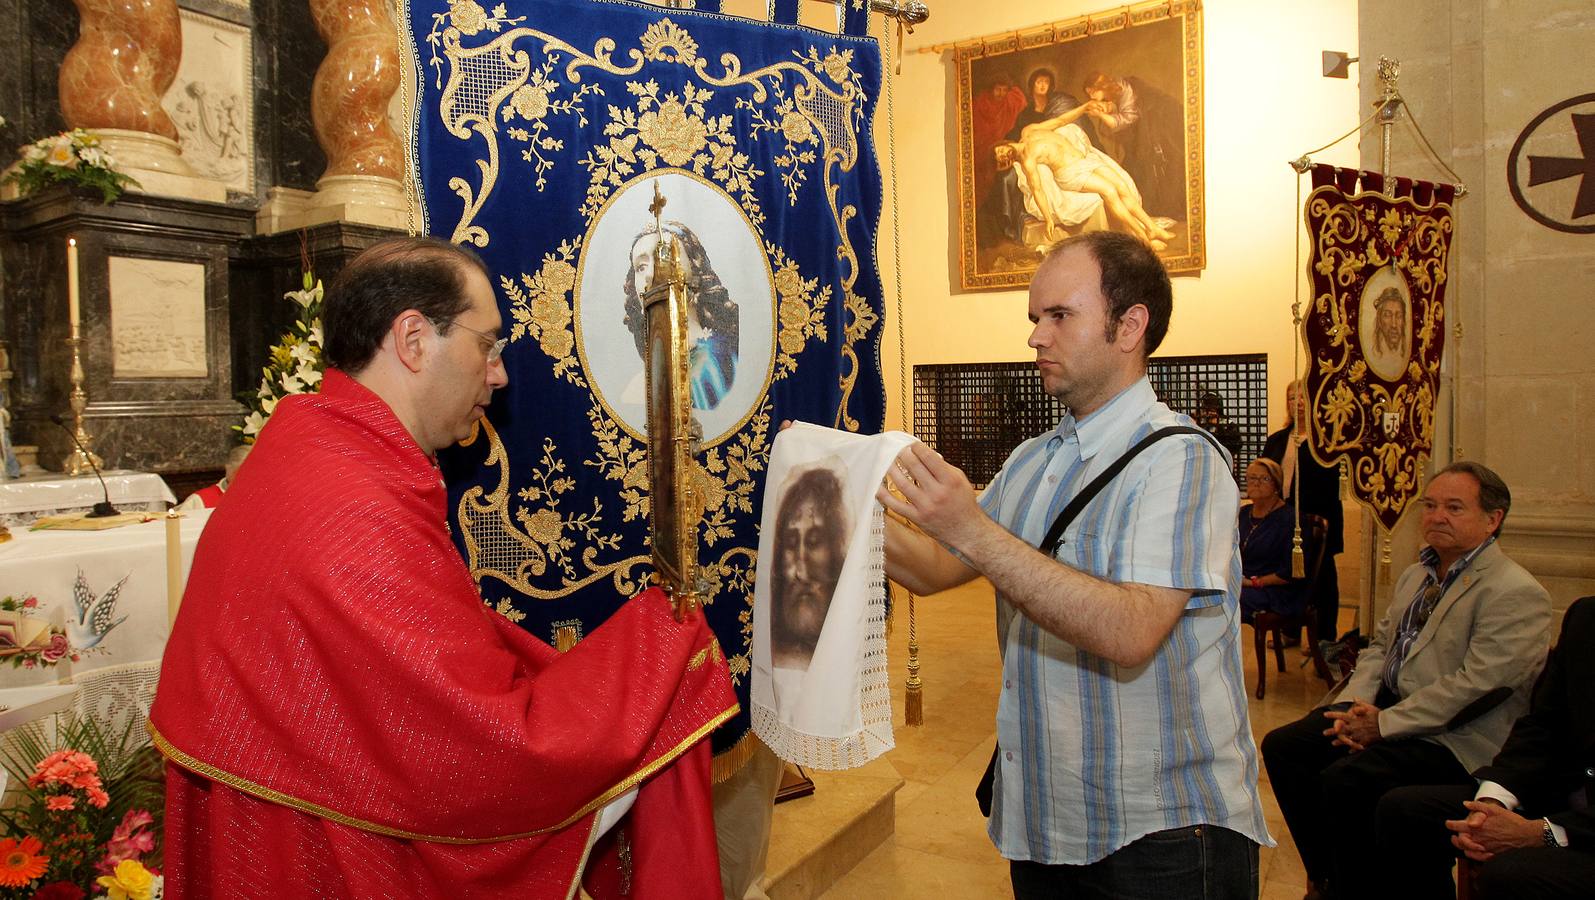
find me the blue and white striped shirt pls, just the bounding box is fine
[978,378,1272,864]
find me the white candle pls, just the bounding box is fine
[166,510,183,626]
[67,237,80,337]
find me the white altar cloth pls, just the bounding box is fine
[0,509,211,727]
[0,471,177,526]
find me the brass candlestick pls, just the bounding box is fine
[62,335,102,476]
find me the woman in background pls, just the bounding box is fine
[1238,457,1306,623]
[1263,379,1343,643]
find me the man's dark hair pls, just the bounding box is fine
[1048,231,1172,355]
[1437,460,1512,536]
[322,236,490,374]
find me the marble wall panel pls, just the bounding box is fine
[254,0,325,191]
[0,0,74,169]
[165,8,254,193]
[108,256,209,378]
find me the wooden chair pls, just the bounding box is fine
[1252,514,1335,699]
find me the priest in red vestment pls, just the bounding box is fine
[151,237,737,899]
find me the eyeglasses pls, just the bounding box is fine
[435,318,507,364]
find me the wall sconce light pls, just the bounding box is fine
[1323,50,1358,79]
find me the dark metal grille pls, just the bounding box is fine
[912,354,1269,488]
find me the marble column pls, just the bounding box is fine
[59,0,226,202]
[296,0,409,232]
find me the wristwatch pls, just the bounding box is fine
[1542,817,1561,848]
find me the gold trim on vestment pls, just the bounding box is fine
[564,816,603,900]
[148,699,738,844]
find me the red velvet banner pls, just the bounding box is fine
[1302,165,1456,533]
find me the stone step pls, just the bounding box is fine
[765,756,903,900]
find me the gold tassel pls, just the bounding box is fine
[904,591,924,726]
[1290,523,1306,579]
[710,731,758,784]
[1378,534,1393,586]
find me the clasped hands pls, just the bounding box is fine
[1321,699,1382,752]
[1444,799,1545,861]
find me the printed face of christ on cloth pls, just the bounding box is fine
[770,465,851,670]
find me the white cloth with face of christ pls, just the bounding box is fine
[751,422,915,769]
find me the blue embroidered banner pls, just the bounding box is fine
[400,0,886,761]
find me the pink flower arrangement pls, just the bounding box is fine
[0,732,163,896]
[26,751,108,813]
[94,810,156,876]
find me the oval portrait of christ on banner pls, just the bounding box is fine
[576,171,775,446]
[1358,266,1413,383]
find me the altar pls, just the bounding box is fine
[0,509,210,726]
[0,471,176,527]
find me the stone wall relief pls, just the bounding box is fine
[164,9,253,194]
[108,257,209,379]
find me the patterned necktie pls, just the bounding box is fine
[1381,581,1445,693]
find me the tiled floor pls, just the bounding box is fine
[815,580,1348,899]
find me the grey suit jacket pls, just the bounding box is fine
[1341,541,1552,771]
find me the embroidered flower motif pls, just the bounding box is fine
[637,99,708,168]
[523,508,563,545]
[778,299,810,358]
[510,85,551,122]
[1377,208,1405,247]
[540,259,576,296]
[780,110,815,145]
[822,48,854,83]
[448,0,488,35]
[531,293,573,358]
[0,836,48,887]
[773,265,804,299]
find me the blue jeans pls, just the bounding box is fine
[1009,825,1259,899]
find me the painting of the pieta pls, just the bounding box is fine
[954,3,1204,290]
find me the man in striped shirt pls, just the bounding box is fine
[880,231,1269,898]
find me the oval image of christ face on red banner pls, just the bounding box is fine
[1358,265,1413,383]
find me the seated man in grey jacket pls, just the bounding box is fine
[1260,460,1552,900]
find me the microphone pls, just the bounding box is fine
[49,414,119,518]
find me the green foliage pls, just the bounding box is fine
[2,130,138,203]
[235,271,324,443]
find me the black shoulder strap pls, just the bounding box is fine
[1039,425,1225,556]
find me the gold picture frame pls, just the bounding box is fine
[953,0,1205,291]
